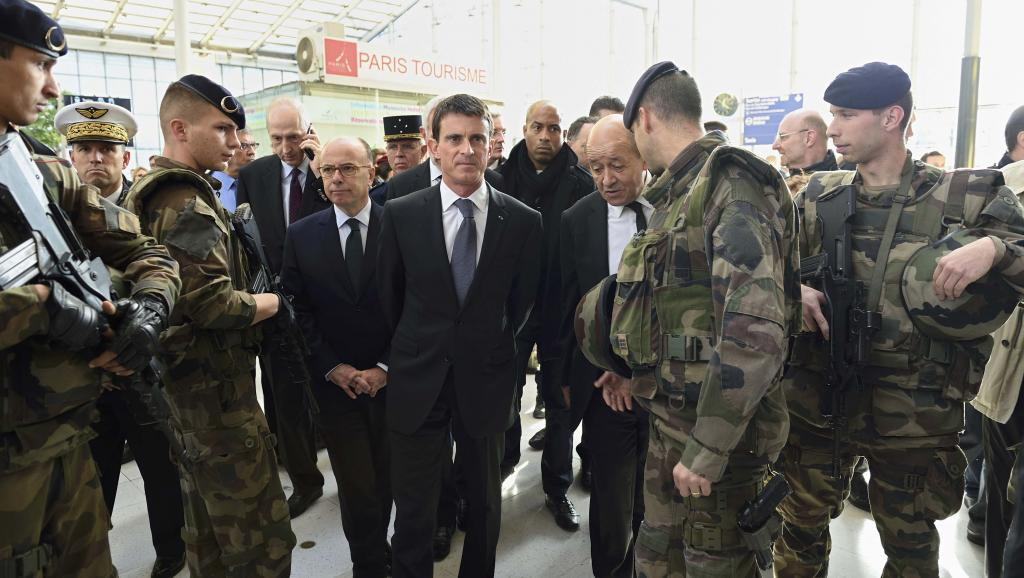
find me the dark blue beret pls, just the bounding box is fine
[0,0,67,58]
[175,74,246,130]
[624,61,685,130]
[824,62,911,110]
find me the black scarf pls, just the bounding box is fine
[502,139,575,206]
[790,150,839,175]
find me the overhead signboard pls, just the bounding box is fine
[321,38,489,95]
[743,93,803,145]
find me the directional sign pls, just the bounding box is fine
[743,93,803,145]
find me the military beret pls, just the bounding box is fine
[623,61,685,130]
[383,115,423,142]
[55,101,137,144]
[824,62,911,110]
[0,0,67,58]
[175,74,246,130]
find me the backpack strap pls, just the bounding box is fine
[942,169,971,234]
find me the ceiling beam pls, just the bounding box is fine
[362,0,420,43]
[52,0,65,19]
[102,0,132,36]
[248,0,307,54]
[199,0,247,47]
[153,12,175,42]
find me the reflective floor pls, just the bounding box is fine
[108,375,984,577]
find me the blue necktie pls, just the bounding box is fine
[451,198,477,306]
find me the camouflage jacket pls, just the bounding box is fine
[630,132,801,482]
[122,157,260,393]
[0,130,180,472]
[789,156,1024,438]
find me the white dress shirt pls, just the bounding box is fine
[607,196,655,275]
[440,180,488,265]
[429,157,442,184]
[334,199,371,257]
[281,156,310,227]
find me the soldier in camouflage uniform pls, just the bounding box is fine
[121,75,296,577]
[610,62,801,576]
[775,62,1024,578]
[0,3,181,576]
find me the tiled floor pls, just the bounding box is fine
[109,375,984,577]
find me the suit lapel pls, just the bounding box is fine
[319,209,357,302]
[425,187,459,312]
[590,197,609,280]
[359,203,382,295]
[461,185,507,310]
[267,159,287,237]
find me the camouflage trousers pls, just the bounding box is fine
[774,421,966,578]
[635,415,769,577]
[0,443,116,577]
[167,370,296,577]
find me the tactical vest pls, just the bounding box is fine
[127,167,261,386]
[609,146,801,401]
[792,163,1010,398]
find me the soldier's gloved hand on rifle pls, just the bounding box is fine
[90,294,168,375]
[271,291,297,329]
[42,281,109,350]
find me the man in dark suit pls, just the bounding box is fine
[282,136,392,578]
[378,94,542,578]
[235,97,331,518]
[552,114,650,577]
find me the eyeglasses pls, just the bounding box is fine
[776,129,809,141]
[320,164,371,178]
[491,128,507,137]
[239,142,260,151]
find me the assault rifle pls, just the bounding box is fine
[799,185,878,480]
[737,472,791,573]
[231,204,319,415]
[0,132,193,466]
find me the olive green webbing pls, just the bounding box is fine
[865,154,915,315]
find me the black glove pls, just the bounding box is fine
[109,295,168,372]
[273,292,297,329]
[44,281,106,350]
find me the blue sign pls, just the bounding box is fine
[743,93,803,145]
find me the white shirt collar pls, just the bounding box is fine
[334,198,372,229]
[440,179,488,213]
[281,156,309,180]
[607,194,653,217]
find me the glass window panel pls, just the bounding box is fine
[282,71,297,84]
[243,67,262,95]
[221,66,244,95]
[106,78,132,101]
[80,76,108,96]
[55,74,80,96]
[131,81,158,114]
[78,52,106,77]
[131,55,155,80]
[155,58,177,82]
[55,50,78,75]
[133,115,161,149]
[263,69,282,89]
[105,54,131,79]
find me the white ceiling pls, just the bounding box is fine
[33,0,420,58]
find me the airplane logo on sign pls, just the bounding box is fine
[325,39,357,77]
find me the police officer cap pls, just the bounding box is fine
[55,101,137,144]
[175,74,246,130]
[0,0,68,58]
[623,61,686,130]
[383,115,423,142]
[824,62,911,110]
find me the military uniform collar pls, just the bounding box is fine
[665,131,727,179]
[151,155,222,190]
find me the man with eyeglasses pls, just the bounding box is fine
[771,109,838,176]
[236,96,330,520]
[210,128,258,212]
[282,137,394,577]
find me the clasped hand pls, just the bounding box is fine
[328,364,387,399]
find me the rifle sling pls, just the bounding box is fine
[865,154,915,315]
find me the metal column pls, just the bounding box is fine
[954,0,982,168]
[173,0,191,77]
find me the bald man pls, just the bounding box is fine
[282,137,393,575]
[771,109,838,175]
[550,115,651,576]
[236,97,331,519]
[499,99,593,531]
